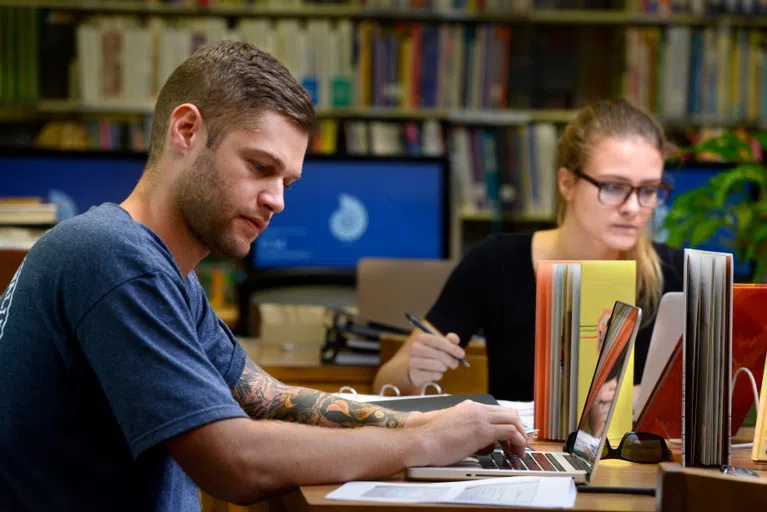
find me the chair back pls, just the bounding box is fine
[0,249,27,295]
[357,257,488,394]
[356,257,454,331]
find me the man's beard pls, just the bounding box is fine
[173,148,248,258]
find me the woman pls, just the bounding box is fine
[373,99,684,401]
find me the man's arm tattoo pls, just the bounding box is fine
[233,358,412,428]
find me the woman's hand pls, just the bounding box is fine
[406,331,465,388]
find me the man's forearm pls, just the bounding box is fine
[233,358,411,427]
[169,417,428,505]
[246,421,427,500]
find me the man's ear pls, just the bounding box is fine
[167,104,205,155]
[557,167,577,202]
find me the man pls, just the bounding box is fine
[0,42,527,511]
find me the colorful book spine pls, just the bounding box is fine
[534,259,636,441]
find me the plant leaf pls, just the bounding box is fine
[744,224,767,260]
[689,218,724,246]
[690,131,757,163]
[753,259,767,284]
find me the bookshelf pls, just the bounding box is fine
[0,0,764,256]
[5,1,767,26]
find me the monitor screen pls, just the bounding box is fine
[252,158,448,270]
[0,150,146,219]
[653,164,752,279]
[0,150,448,271]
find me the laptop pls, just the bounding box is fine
[634,285,767,439]
[407,300,642,484]
[634,292,683,419]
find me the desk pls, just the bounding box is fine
[206,342,766,511]
[238,338,378,394]
[245,429,767,512]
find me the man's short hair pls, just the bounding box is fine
[146,41,315,167]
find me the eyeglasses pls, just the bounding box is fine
[571,169,672,208]
[565,431,673,464]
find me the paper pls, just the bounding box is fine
[325,476,576,508]
[498,400,535,431]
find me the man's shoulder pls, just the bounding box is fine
[32,203,177,281]
[47,203,140,250]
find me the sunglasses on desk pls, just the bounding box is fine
[565,431,673,464]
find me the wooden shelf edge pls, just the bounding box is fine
[4,102,766,129]
[2,2,767,27]
[459,210,556,223]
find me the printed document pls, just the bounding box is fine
[325,476,576,508]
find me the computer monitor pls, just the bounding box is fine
[654,162,753,280]
[0,149,449,270]
[250,156,449,271]
[0,148,146,218]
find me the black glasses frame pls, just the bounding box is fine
[564,431,673,464]
[602,432,673,464]
[571,168,672,208]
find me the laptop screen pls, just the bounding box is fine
[571,301,641,468]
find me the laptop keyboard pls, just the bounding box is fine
[563,454,592,472]
[466,451,587,473]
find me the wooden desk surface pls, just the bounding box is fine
[252,429,767,512]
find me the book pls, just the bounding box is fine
[682,249,733,468]
[534,260,636,441]
[0,203,57,225]
[635,284,767,441]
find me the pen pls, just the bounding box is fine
[404,312,470,368]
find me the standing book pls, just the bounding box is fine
[682,249,733,468]
[534,260,636,441]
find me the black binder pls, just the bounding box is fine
[370,393,499,413]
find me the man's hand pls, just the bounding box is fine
[406,400,528,467]
[407,331,465,388]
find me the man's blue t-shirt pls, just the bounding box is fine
[0,203,248,511]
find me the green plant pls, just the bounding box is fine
[661,131,767,283]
